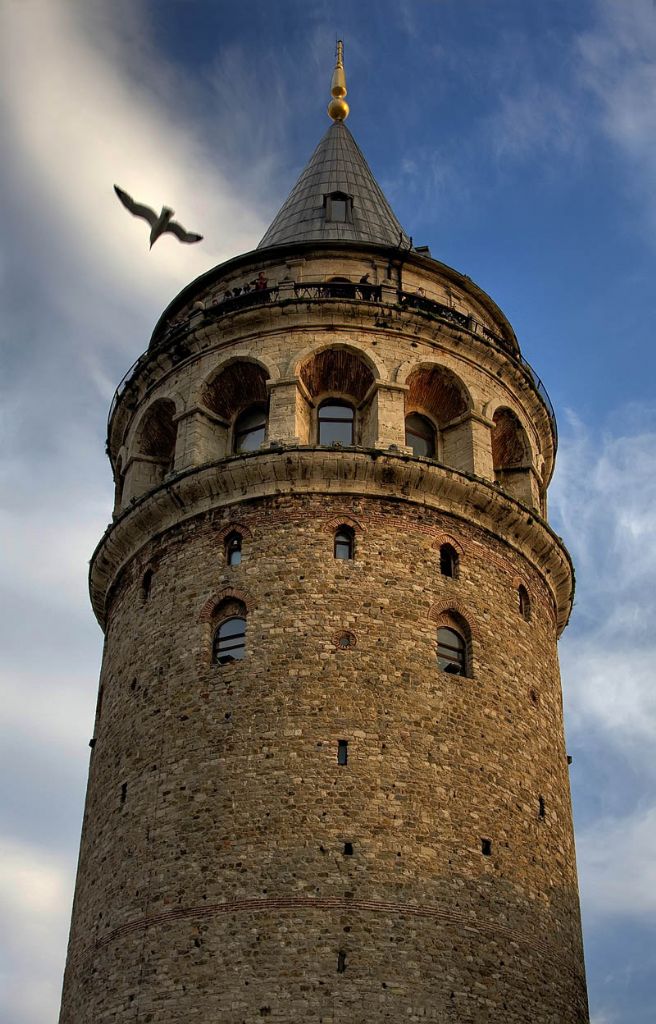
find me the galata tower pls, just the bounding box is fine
[59,44,589,1024]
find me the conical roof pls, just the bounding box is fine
[258,121,411,250]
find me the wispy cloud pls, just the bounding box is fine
[552,408,656,752]
[578,805,656,919]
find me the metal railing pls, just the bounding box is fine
[108,282,557,445]
[398,291,557,442]
[294,280,382,302]
[205,286,279,318]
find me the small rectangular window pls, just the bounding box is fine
[337,740,348,765]
[481,838,492,856]
[343,842,353,856]
[331,199,347,222]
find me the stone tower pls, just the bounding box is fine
[59,47,589,1024]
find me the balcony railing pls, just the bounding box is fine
[109,283,557,445]
[294,280,382,302]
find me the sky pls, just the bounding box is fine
[1,1,655,1021]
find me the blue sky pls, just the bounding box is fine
[1,2,656,1022]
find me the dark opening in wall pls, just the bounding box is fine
[142,569,154,601]
[337,950,347,973]
[343,842,354,856]
[120,783,128,805]
[439,543,459,578]
[225,531,243,566]
[337,739,348,765]
[96,685,104,719]
[539,796,546,819]
[481,838,492,856]
[518,584,531,621]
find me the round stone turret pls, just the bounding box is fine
[59,78,588,1024]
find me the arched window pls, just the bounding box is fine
[225,532,242,566]
[334,526,354,560]
[518,585,531,621]
[405,413,436,458]
[318,400,355,446]
[234,404,267,453]
[439,543,458,579]
[437,627,466,676]
[213,616,246,665]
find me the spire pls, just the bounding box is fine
[258,43,410,251]
[327,40,349,122]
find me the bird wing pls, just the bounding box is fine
[165,220,203,244]
[114,185,158,227]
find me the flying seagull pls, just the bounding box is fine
[114,185,203,248]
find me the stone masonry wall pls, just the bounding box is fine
[60,494,587,1024]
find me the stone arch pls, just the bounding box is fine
[491,407,532,470]
[291,340,385,384]
[427,602,479,641]
[404,363,471,426]
[122,398,179,503]
[199,587,256,623]
[323,514,364,534]
[135,398,177,464]
[199,359,272,457]
[491,407,538,508]
[214,522,254,547]
[297,345,380,400]
[401,363,472,470]
[432,532,465,556]
[296,344,383,447]
[201,359,271,422]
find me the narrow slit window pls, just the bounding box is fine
[439,543,458,578]
[437,627,466,676]
[334,527,354,560]
[539,795,546,819]
[337,950,347,973]
[142,569,154,600]
[225,532,242,566]
[337,739,348,765]
[213,617,246,665]
[120,782,128,805]
[518,585,531,621]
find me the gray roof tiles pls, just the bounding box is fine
[257,122,411,250]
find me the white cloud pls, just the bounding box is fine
[0,0,272,327]
[552,410,656,751]
[577,0,656,226]
[0,839,74,1024]
[578,805,656,919]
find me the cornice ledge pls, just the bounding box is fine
[89,449,573,633]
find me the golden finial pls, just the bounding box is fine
[328,40,349,122]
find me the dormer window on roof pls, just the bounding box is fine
[324,191,353,224]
